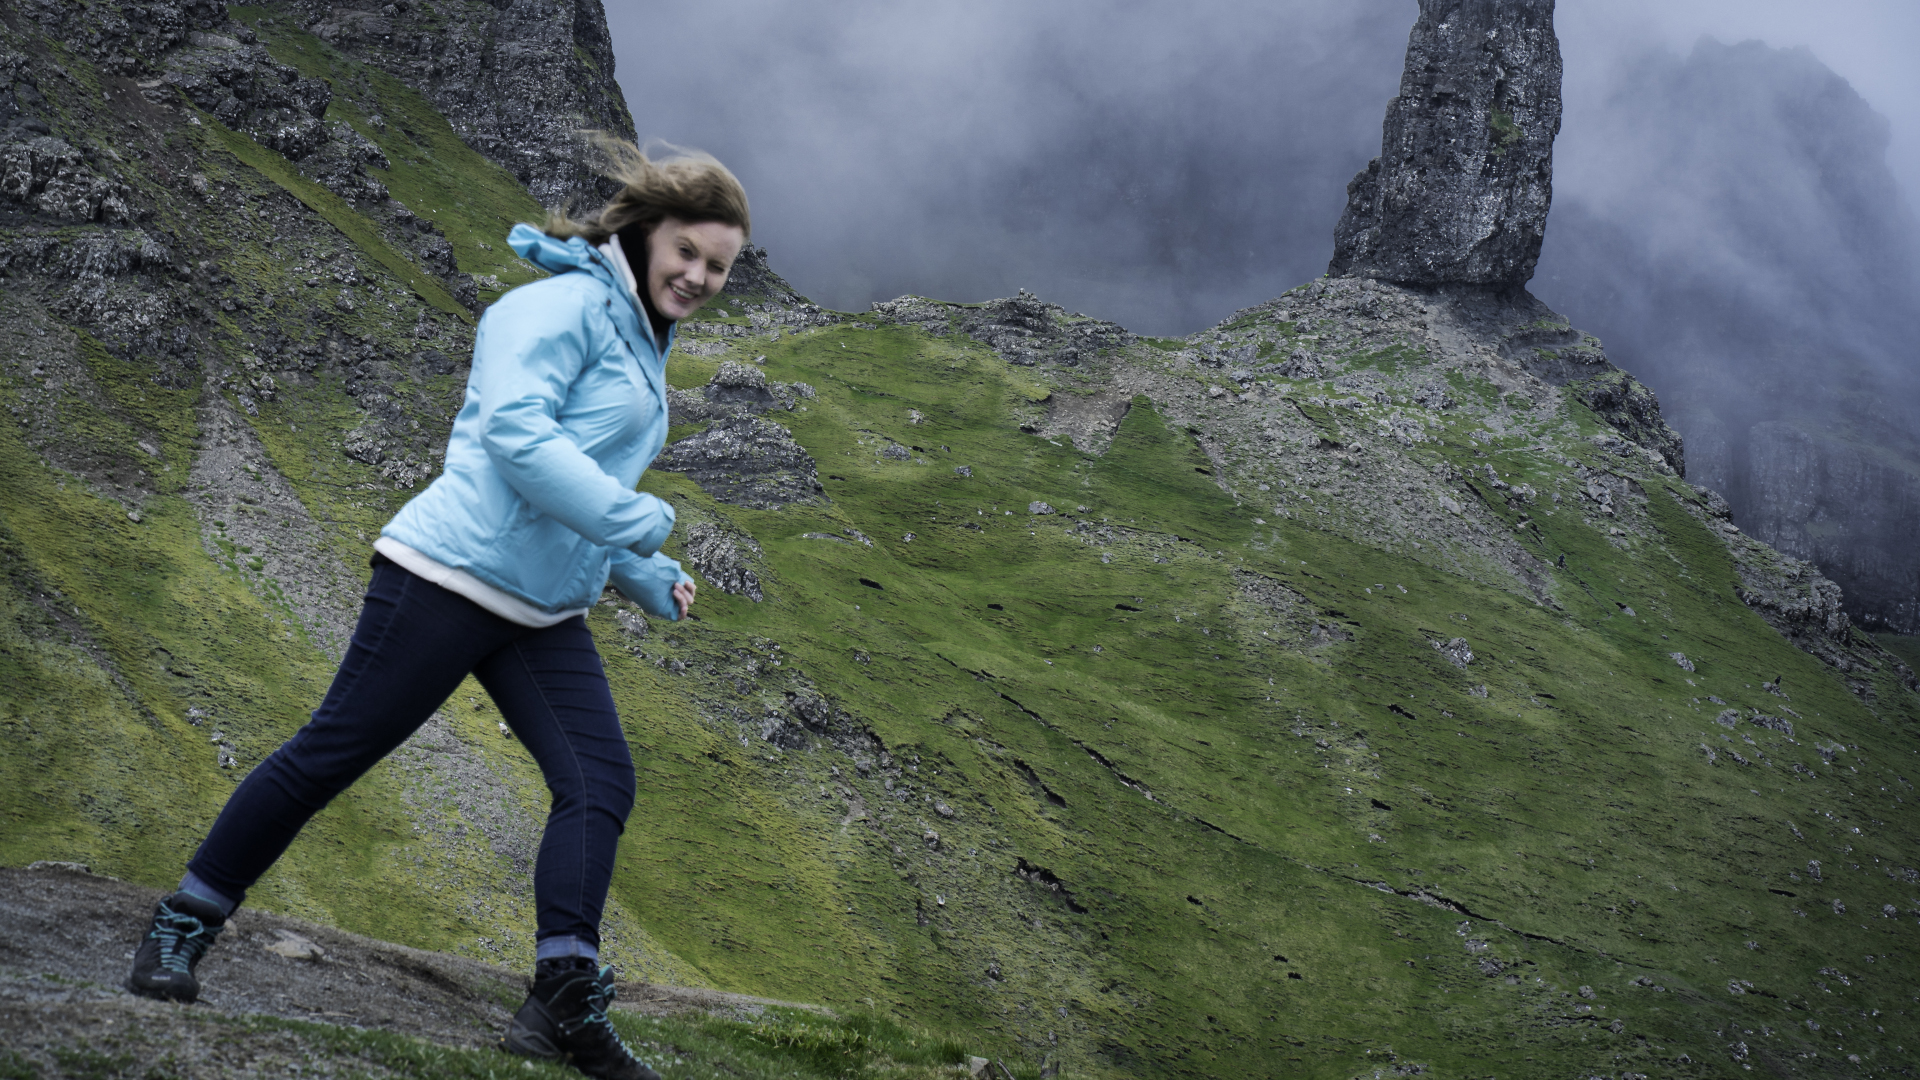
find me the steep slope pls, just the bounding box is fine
[4,3,1920,1079]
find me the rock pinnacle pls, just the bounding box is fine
[1328,0,1562,287]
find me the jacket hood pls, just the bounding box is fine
[508,223,614,281]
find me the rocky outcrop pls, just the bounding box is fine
[0,137,137,223]
[1670,485,1913,690]
[1744,422,1920,633]
[294,0,635,207]
[869,290,1134,367]
[720,244,806,305]
[162,30,332,160]
[1534,40,1920,628]
[1329,0,1561,287]
[653,417,826,510]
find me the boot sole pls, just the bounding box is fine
[126,977,198,1004]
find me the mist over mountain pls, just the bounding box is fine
[606,0,1413,336]
[1534,37,1920,630]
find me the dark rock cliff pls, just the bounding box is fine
[1329,0,1561,287]
[293,0,634,206]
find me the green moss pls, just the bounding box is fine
[1489,110,1522,155]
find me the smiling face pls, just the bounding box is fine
[643,216,746,321]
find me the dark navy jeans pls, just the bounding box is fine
[185,557,636,956]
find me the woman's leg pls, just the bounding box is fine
[183,560,521,907]
[474,617,635,960]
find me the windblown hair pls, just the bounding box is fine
[543,137,751,244]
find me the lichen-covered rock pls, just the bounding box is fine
[17,0,227,76]
[297,121,391,205]
[681,521,763,602]
[706,360,774,409]
[652,416,826,510]
[297,0,634,207]
[163,38,332,160]
[0,138,135,223]
[1329,0,1562,286]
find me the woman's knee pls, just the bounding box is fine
[599,759,636,822]
[552,757,634,822]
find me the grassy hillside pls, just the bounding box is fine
[5,4,1920,1078]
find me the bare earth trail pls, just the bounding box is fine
[0,865,815,1079]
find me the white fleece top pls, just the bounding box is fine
[374,538,588,628]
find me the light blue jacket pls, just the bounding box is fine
[382,223,693,619]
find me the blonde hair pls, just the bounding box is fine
[544,137,751,244]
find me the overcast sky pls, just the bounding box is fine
[606,0,1919,336]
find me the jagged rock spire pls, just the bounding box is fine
[1328,0,1562,287]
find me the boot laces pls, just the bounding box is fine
[149,902,221,974]
[557,968,638,1059]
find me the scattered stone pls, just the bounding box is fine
[24,861,91,875]
[1029,501,1055,515]
[1670,652,1695,673]
[262,929,325,961]
[1431,637,1473,668]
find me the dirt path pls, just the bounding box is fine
[0,864,821,1078]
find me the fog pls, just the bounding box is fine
[607,0,1917,336]
[606,0,1411,333]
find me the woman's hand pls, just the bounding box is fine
[673,580,696,619]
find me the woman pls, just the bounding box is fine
[126,141,749,1080]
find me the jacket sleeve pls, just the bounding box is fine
[609,548,694,620]
[473,283,676,555]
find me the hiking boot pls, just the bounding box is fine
[504,959,660,1080]
[127,892,226,1003]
